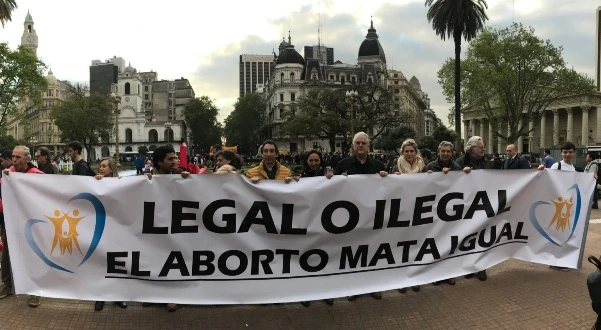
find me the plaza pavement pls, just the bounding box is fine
[0,211,600,329]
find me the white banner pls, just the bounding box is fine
[2,170,595,304]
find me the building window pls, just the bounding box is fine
[169,100,172,106]
[329,75,334,81]
[394,74,398,78]
[125,82,131,95]
[394,89,400,93]
[351,76,356,83]
[281,73,284,83]
[367,77,373,84]
[280,93,284,102]
[144,86,149,92]
[290,72,295,82]
[312,74,317,79]
[291,93,295,101]
[394,81,398,84]
[145,94,149,100]
[341,76,345,85]
[125,128,132,143]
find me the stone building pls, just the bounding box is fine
[260,21,430,153]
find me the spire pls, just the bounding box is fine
[25,10,33,22]
[288,30,291,45]
[48,68,53,75]
[370,15,373,29]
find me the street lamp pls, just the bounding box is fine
[110,92,122,164]
[345,90,359,137]
[29,135,38,155]
[164,121,172,145]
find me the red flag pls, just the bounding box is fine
[179,142,188,169]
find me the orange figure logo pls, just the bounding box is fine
[46,209,84,256]
[548,197,574,232]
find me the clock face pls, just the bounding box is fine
[125,97,130,102]
[27,35,34,43]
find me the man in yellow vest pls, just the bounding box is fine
[246,140,293,183]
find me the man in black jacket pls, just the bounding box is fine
[503,144,530,170]
[423,141,462,173]
[456,136,492,281]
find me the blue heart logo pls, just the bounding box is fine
[529,184,581,247]
[24,193,106,273]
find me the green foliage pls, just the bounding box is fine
[50,84,113,162]
[438,23,596,144]
[138,145,148,156]
[420,136,439,152]
[184,96,222,154]
[0,0,17,27]
[223,94,267,155]
[432,125,457,144]
[425,0,489,137]
[0,43,48,134]
[0,134,27,151]
[373,125,417,154]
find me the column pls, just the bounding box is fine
[553,109,559,146]
[566,108,574,142]
[517,119,524,153]
[470,120,476,139]
[528,120,534,153]
[463,120,469,142]
[480,120,485,142]
[540,111,546,149]
[497,122,503,153]
[582,106,590,145]
[488,122,494,154]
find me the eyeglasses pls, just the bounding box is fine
[354,141,368,145]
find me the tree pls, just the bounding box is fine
[184,96,222,155]
[438,23,595,144]
[282,87,348,152]
[0,43,48,134]
[0,0,17,26]
[420,136,439,151]
[432,125,457,145]
[373,125,417,154]
[223,93,267,155]
[0,134,27,151]
[50,84,113,162]
[425,0,489,141]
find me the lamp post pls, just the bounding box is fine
[164,121,172,145]
[345,89,359,137]
[29,135,38,156]
[110,92,122,164]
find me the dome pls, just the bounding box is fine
[279,38,289,48]
[46,69,58,86]
[358,20,386,61]
[276,46,305,65]
[409,76,421,91]
[124,63,136,73]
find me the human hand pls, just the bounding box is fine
[181,171,190,179]
[379,171,388,177]
[537,164,545,171]
[145,173,152,180]
[442,167,450,174]
[251,176,260,184]
[95,174,103,180]
[463,167,472,174]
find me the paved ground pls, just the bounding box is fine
[0,211,600,329]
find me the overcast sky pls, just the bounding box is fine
[0,0,597,125]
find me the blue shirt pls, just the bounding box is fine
[542,155,555,168]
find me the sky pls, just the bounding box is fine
[0,0,597,125]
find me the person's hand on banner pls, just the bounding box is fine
[250,176,261,184]
[145,173,152,180]
[181,171,190,179]
[95,174,104,180]
[379,171,388,177]
[463,167,472,174]
[442,167,450,174]
[537,164,545,171]
[426,170,433,174]
[2,169,9,176]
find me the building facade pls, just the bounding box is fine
[239,54,275,97]
[89,57,124,95]
[259,21,429,153]
[303,45,334,65]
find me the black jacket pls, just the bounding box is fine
[456,154,492,170]
[334,156,386,175]
[422,158,462,172]
[301,167,325,178]
[502,156,530,170]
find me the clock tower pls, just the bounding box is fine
[20,10,38,55]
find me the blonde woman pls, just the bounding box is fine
[94,157,127,311]
[396,139,423,294]
[396,139,425,174]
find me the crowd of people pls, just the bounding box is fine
[0,133,596,312]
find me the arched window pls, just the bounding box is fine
[125,146,133,152]
[164,128,174,142]
[28,25,31,33]
[148,129,158,143]
[367,77,373,84]
[280,73,284,83]
[125,82,131,95]
[290,72,295,82]
[101,146,110,158]
[125,128,133,143]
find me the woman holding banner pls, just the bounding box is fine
[396,139,424,294]
[93,157,128,312]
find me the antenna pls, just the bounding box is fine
[513,0,515,23]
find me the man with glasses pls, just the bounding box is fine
[35,147,59,174]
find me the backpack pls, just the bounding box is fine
[588,256,601,329]
[78,160,96,177]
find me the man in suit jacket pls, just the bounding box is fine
[503,144,530,170]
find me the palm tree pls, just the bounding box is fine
[425,0,488,141]
[0,0,17,27]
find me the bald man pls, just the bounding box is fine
[503,144,530,170]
